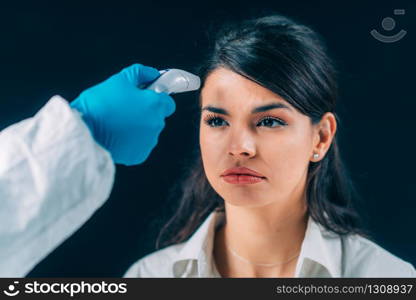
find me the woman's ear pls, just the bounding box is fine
[311,112,337,161]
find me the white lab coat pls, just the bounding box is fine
[0,96,115,277]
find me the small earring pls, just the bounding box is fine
[313,153,319,159]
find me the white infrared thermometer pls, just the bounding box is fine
[143,68,201,94]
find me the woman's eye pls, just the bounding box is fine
[204,116,287,128]
[205,116,228,127]
[257,117,287,128]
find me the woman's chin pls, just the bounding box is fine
[222,197,275,208]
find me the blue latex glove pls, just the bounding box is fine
[70,64,176,166]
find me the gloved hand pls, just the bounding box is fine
[70,64,176,166]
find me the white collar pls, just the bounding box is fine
[172,210,342,277]
[296,215,342,277]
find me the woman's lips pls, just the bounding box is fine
[220,166,266,185]
[221,174,266,185]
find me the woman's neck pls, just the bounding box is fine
[213,198,308,277]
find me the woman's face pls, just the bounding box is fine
[199,67,325,208]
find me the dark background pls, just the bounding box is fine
[0,0,414,276]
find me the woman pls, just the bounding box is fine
[124,14,415,277]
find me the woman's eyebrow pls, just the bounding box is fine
[200,102,292,115]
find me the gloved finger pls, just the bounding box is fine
[119,63,161,87]
[158,92,176,117]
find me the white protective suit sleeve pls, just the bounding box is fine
[0,95,115,277]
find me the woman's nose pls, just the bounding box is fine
[227,130,256,158]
